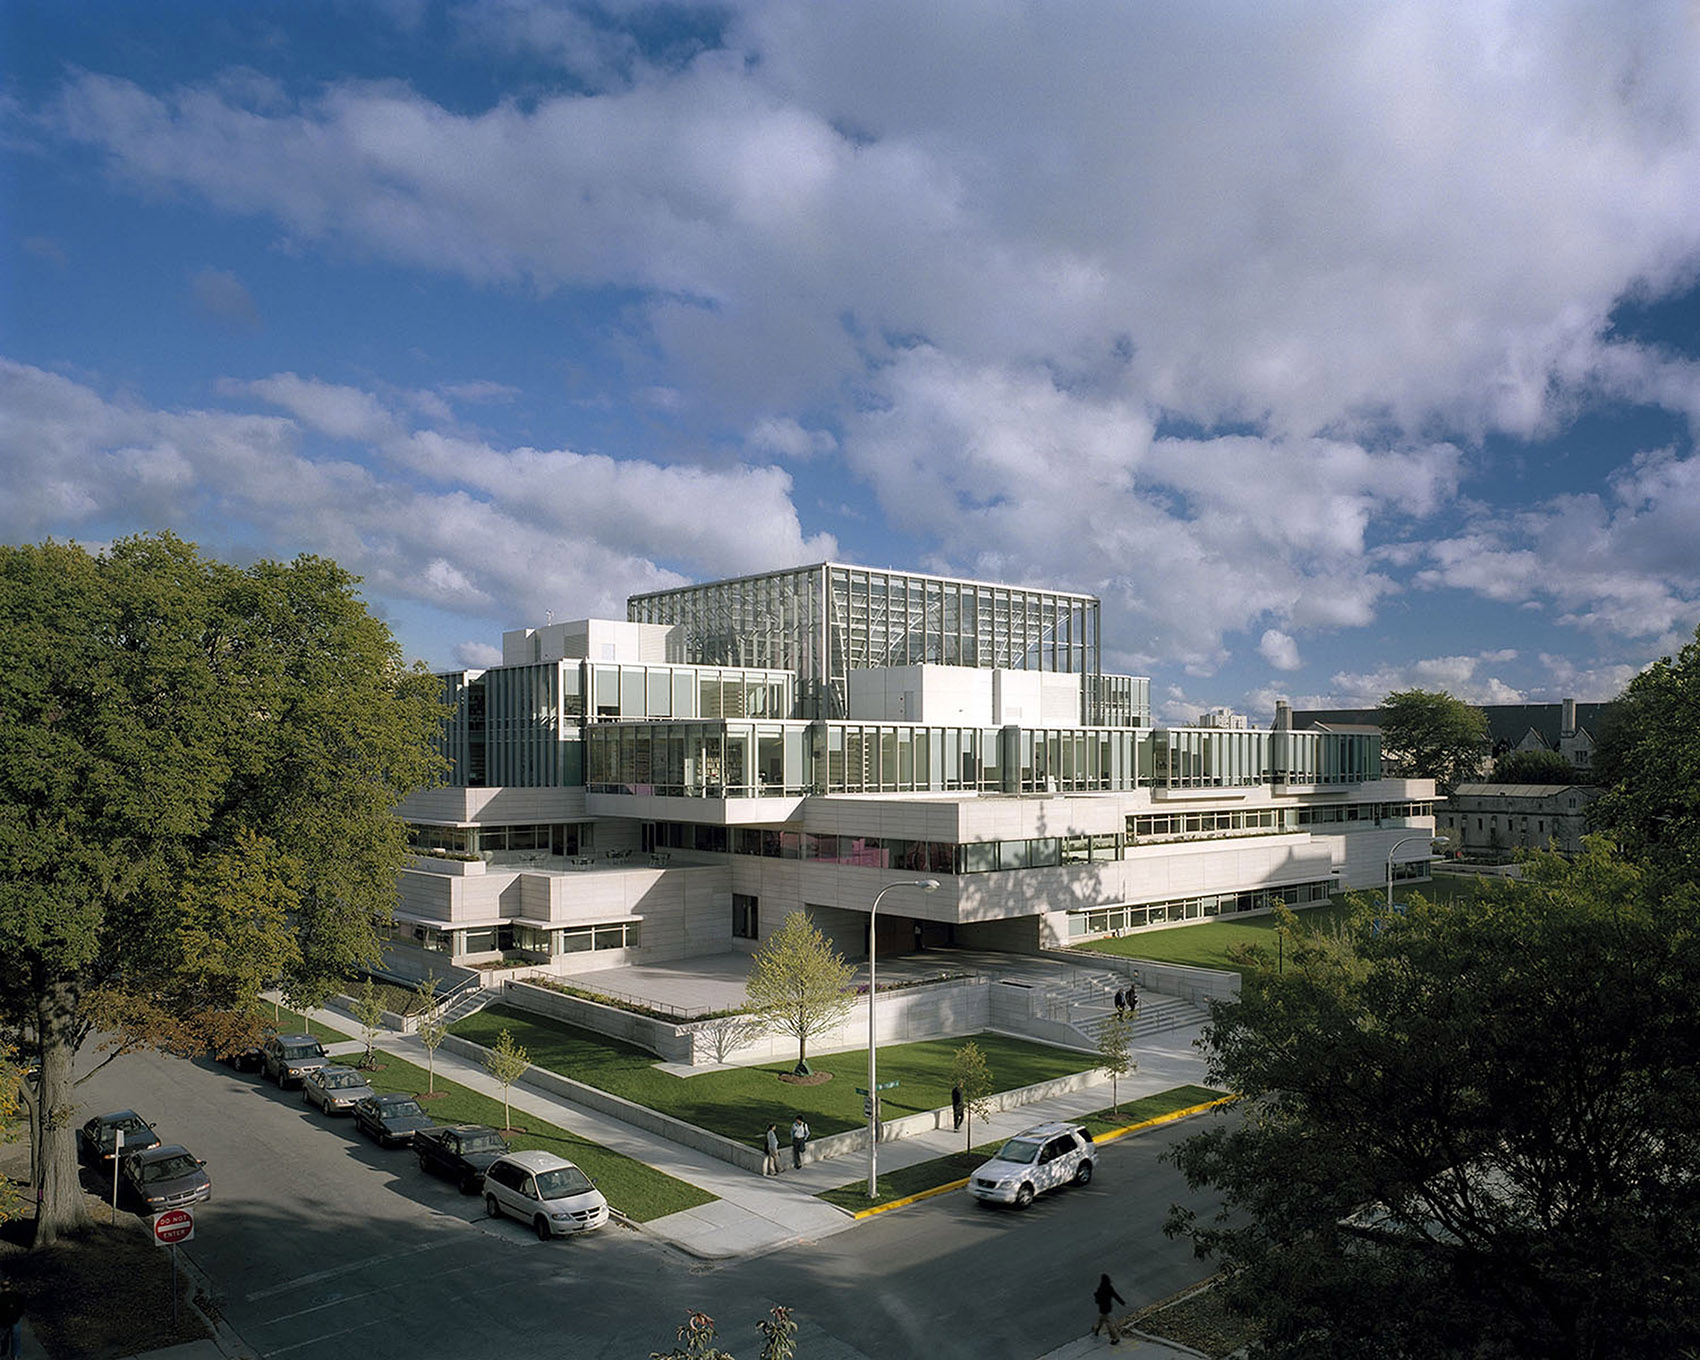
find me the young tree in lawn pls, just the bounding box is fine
[411,974,447,1094]
[354,977,384,1070]
[743,912,855,1076]
[1096,1010,1136,1114]
[1166,844,1700,1359]
[484,1028,529,1132]
[0,535,444,1245]
[948,1041,995,1151]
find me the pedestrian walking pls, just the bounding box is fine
[951,1083,964,1131]
[790,1114,810,1169]
[0,1276,22,1360]
[763,1122,781,1176]
[1091,1273,1125,1345]
[1113,988,1126,1016]
[1126,982,1138,1013]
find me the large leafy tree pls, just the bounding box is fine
[743,911,855,1075]
[0,535,442,1243]
[1489,747,1580,784]
[1166,846,1700,1360]
[1590,623,1700,885]
[1375,688,1491,793]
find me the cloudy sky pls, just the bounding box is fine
[6,1,1700,721]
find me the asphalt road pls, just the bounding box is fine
[75,1044,1223,1360]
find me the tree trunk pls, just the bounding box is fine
[34,979,91,1246]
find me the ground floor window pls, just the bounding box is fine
[558,921,640,953]
[732,894,759,939]
[1066,879,1335,937]
[460,926,499,953]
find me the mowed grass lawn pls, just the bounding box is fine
[450,1005,1096,1145]
[358,1050,715,1222]
[1079,875,1489,976]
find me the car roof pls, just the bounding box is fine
[1014,1122,1084,1139]
[372,1091,419,1104]
[492,1149,578,1173]
[315,1065,361,1077]
[270,1032,317,1043]
[93,1109,144,1123]
[443,1123,501,1136]
[130,1144,193,1164]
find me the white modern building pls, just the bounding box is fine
[390,563,1436,974]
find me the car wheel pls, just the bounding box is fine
[486,1193,501,1220]
[1014,1183,1035,1209]
[534,1216,551,1242]
[416,1150,430,1173]
[1074,1161,1093,1186]
[459,1172,480,1196]
[301,1088,312,1106]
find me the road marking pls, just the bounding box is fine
[243,1238,461,1301]
[262,1315,389,1356]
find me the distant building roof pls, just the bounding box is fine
[1291,701,1611,752]
[1450,783,1600,798]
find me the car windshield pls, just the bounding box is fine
[460,1132,505,1154]
[534,1166,594,1199]
[324,1071,366,1089]
[994,1138,1043,1165]
[142,1155,199,1183]
[282,1043,321,1059]
[386,1100,425,1119]
[115,1116,149,1134]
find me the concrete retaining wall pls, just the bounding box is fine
[1045,951,1240,1008]
[499,976,992,1067]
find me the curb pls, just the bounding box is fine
[840,1095,1236,1219]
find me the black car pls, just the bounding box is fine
[353,1093,436,1147]
[78,1110,162,1165]
[120,1144,212,1214]
[414,1124,512,1194]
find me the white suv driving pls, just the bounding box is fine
[483,1149,609,1240]
[967,1122,1095,1209]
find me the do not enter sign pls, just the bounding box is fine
[152,1207,195,1245]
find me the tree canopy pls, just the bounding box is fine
[1166,845,1700,1360]
[1375,688,1490,793]
[1590,622,1700,885]
[1489,747,1580,784]
[743,911,855,1074]
[0,534,443,1242]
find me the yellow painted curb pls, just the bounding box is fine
[842,1094,1236,1219]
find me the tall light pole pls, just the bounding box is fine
[868,877,939,1199]
[1386,833,1446,910]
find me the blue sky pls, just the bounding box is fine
[5,1,1700,723]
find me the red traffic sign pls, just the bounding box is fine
[152,1208,195,1245]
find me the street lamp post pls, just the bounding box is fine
[1386,833,1447,911]
[868,877,940,1199]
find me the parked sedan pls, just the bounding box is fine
[414,1124,511,1194]
[301,1065,375,1115]
[483,1150,608,1240]
[353,1093,436,1147]
[121,1144,212,1214]
[79,1110,162,1166]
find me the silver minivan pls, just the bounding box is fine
[483,1149,609,1240]
[967,1122,1095,1208]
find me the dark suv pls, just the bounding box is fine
[260,1033,329,1088]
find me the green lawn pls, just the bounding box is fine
[816,1083,1230,1211]
[354,1050,716,1222]
[450,1006,1096,1145]
[264,1004,351,1044]
[1077,877,1491,977]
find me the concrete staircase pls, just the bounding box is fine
[436,980,498,1027]
[1071,994,1206,1046]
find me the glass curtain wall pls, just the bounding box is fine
[629,563,1100,719]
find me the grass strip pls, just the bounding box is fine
[816,1083,1231,1212]
[450,1006,1096,1145]
[264,1005,351,1044]
[354,1050,716,1222]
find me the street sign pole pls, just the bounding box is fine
[171,1242,179,1330]
[111,1127,123,1223]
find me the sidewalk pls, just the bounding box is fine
[326,1005,1216,1263]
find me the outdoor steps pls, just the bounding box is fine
[437,984,497,1027]
[1071,995,1205,1044]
